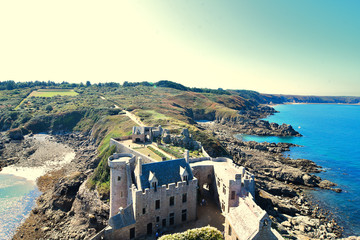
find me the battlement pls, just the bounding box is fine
[108,153,135,168]
[134,178,198,196]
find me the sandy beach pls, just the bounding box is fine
[0,152,75,182]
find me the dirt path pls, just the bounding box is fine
[99,95,144,126]
[124,110,145,127]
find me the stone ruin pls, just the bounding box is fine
[162,128,202,150]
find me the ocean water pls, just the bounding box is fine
[0,174,41,239]
[237,104,360,236]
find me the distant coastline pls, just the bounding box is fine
[266,102,360,107]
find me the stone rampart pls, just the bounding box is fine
[110,138,154,164]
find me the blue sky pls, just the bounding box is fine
[0,0,359,96]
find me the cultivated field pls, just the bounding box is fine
[29,89,78,97]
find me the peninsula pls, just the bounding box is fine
[0,80,358,240]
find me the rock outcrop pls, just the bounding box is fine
[198,121,344,239]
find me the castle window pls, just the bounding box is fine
[142,208,146,214]
[183,175,188,182]
[162,219,166,227]
[223,184,226,194]
[221,200,225,212]
[182,193,187,203]
[152,182,157,191]
[231,191,236,200]
[169,196,175,206]
[182,209,187,222]
[156,216,160,222]
[130,227,135,239]
[118,176,121,181]
[229,225,232,236]
[169,213,175,225]
[155,200,160,209]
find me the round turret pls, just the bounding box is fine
[108,153,135,217]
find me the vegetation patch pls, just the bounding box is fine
[158,145,184,159]
[87,145,116,199]
[147,146,169,160]
[158,226,223,240]
[92,115,135,154]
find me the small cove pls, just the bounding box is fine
[0,134,75,239]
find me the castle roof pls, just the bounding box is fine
[109,205,136,230]
[133,126,145,135]
[139,159,194,189]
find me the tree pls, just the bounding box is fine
[45,105,53,112]
[86,81,91,87]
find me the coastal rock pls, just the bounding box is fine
[7,128,24,140]
[199,121,344,239]
[319,180,336,188]
[51,172,86,212]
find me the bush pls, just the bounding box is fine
[45,105,53,112]
[158,226,223,240]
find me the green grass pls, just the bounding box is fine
[158,145,184,159]
[29,89,79,97]
[87,145,116,198]
[147,146,169,160]
[134,146,163,161]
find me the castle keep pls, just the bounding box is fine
[92,127,283,240]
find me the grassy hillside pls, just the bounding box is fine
[3,80,358,197]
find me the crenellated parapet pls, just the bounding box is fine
[134,179,198,197]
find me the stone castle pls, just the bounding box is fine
[91,127,283,240]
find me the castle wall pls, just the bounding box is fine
[130,179,198,238]
[110,139,154,165]
[191,165,214,196]
[214,171,230,212]
[105,224,136,240]
[132,134,146,143]
[224,217,241,240]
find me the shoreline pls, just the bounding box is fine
[0,134,76,240]
[0,152,75,183]
[205,103,360,238]
[267,102,360,107]
[198,119,347,238]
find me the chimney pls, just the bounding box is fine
[184,150,189,163]
[137,157,142,176]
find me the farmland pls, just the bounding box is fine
[29,89,79,97]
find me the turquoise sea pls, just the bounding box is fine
[0,174,41,239]
[237,104,360,236]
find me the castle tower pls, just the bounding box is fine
[108,153,135,217]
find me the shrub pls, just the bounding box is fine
[87,145,116,199]
[158,226,223,240]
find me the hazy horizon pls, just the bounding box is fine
[1,0,359,96]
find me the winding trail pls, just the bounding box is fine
[124,110,144,127]
[99,95,145,127]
